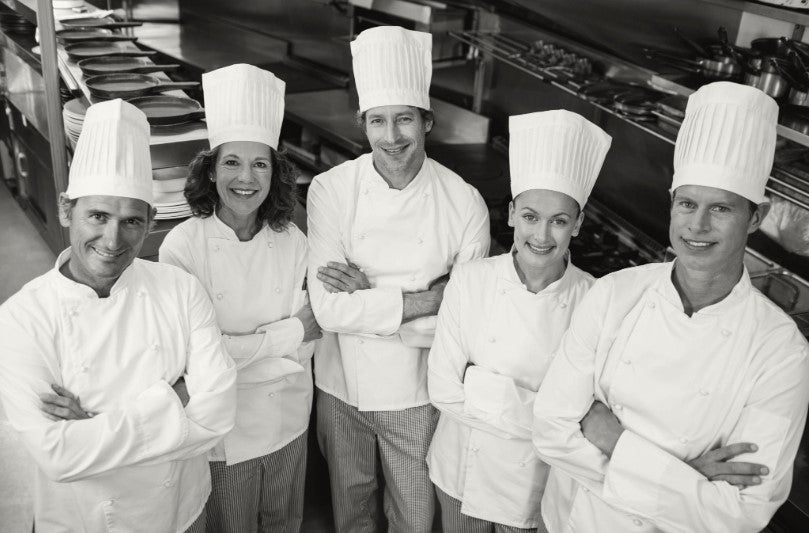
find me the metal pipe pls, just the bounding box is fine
[36,0,69,247]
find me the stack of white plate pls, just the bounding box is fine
[62,98,87,149]
[153,170,191,220]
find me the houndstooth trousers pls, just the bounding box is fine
[204,431,308,533]
[316,389,440,533]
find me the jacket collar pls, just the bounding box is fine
[496,249,575,297]
[52,247,137,298]
[655,259,753,316]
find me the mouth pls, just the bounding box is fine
[680,237,716,251]
[526,242,555,255]
[230,188,258,198]
[380,144,408,156]
[91,247,126,260]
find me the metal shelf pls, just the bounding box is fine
[699,0,809,27]
[0,28,39,72]
[0,0,36,25]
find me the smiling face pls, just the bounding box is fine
[669,185,767,275]
[364,105,431,182]
[59,194,152,295]
[213,141,273,225]
[508,189,583,274]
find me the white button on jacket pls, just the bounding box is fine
[160,214,314,465]
[428,253,594,529]
[533,261,809,533]
[307,153,490,411]
[0,251,237,533]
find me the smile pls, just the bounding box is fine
[92,247,125,259]
[526,242,555,255]
[681,238,716,250]
[381,145,407,155]
[231,188,258,197]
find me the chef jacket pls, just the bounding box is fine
[428,252,594,528]
[0,250,237,533]
[307,153,490,411]
[533,261,809,533]
[160,214,313,465]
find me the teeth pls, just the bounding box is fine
[527,243,553,253]
[232,189,256,196]
[93,248,120,258]
[382,147,405,154]
[684,239,712,248]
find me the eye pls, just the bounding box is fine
[223,159,239,167]
[254,161,269,169]
[551,218,569,226]
[397,116,413,124]
[677,200,695,209]
[369,118,383,126]
[126,218,143,227]
[522,213,537,222]
[711,205,731,213]
[89,213,107,222]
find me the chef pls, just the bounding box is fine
[427,110,610,533]
[0,99,237,533]
[307,26,491,532]
[533,82,809,533]
[159,64,320,532]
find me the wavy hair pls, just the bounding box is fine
[184,145,299,233]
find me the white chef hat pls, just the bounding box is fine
[66,99,152,205]
[351,26,432,113]
[203,63,286,150]
[509,110,612,209]
[672,81,777,204]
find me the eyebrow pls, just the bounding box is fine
[520,206,572,217]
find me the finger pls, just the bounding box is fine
[325,262,357,276]
[320,278,348,293]
[50,383,78,401]
[318,268,352,286]
[713,474,762,486]
[707,461,768,476]
[317,271,350,291]
[43,412,60,422]
[40,394,74,408]
[711,442,758,461]
[41,403,75,420]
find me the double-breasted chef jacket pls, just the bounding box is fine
[0,251,237,532]
[160,214,313,465]
[533,260,809,533]
[428,252,594,529]
[307,152,491,411]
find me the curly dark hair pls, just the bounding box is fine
[184,145,299,233]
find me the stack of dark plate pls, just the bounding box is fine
[652,94,688,136]
[0,12,35,35]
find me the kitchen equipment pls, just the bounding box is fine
[646,49,741,79]
[56,28,136,44]
[85,73,199,100]
[77,56,180,76]
[579,81,635,104]
[128,95,205,126]
[656,94,688,119]
[64,41,156,60]
[60,17,142,30]
[612,89,665,121]
[780,104,809,135]
[744,56,792,98]
[786,53,809,106]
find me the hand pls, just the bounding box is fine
[294,302,323,342]
[580,400,624,458]
[687,443,768,488]
[172,377,190,408]
[317,262,371,294]
[39,384,95,421]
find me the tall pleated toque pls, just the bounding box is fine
[203,63,286,150]
[673,81,778,204]
[67,98,153,204]
[509,109,612,208]
[351,26,432,113]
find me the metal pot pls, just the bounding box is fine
[744,57,791,98]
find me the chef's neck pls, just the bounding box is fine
[217,207,261,242]
[512,252,566,294]
[372,151,426,190]
[671,261,743,316]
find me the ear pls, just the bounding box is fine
[423,109,434,134]
[57,193,73,228]
[571,209,585,238]
[507,200,516,228]
[148,206,158,233]
[747,201,771,235]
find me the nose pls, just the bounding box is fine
[533,220,552,243]
[688,207,712,233]
[236,164,252,182]
[383,122,398,144]
[102,220,123,250]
